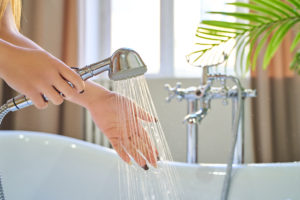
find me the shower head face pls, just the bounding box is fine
[109,48,147,81]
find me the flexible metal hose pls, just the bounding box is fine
[220,76,243,200]
[0,104,9,126]
[0,175,5,200]
[0,105,9,199]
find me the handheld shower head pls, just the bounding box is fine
[109,48,147,80]
[78,48,147,81]
[0,48,148,123]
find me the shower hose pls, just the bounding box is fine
[0,104,7,200]
[0,175,5,200]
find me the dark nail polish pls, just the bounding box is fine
[157,156,160,161]
[80,90,85,94]
[143,165,149,170]
[71,67,79,70]
[42,95,48,102]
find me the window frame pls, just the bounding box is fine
[78,0,242,78]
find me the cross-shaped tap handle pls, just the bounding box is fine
[164,82,182,102]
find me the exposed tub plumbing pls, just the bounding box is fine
[165,65,256,199]
[165,67,256,164]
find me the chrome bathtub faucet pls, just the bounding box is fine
[165,67,256,164]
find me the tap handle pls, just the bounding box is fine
[164,83,176,102]
[164,82,182,102]
[243,89,257,98]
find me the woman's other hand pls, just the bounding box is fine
[0,41,85,109]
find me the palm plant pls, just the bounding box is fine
[187,0,300,74]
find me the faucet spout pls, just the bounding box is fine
[184,107,208,124]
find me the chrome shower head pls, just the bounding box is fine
[109,48,147,81]
[78,48,147,81]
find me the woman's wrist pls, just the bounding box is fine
[67,80,112,109]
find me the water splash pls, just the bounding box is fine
[113,76,183,200]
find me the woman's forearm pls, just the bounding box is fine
[67,80,111,109]
[0,3,109,109]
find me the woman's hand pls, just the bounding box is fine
[72,81,158,169]
[88,91,158,169]
[0,40,85,109]
[0,2,85,109]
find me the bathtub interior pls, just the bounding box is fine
[0,131,299,200]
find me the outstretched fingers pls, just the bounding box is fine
[134,128,158,167]
[126,144,148,170]
[122,123,158,168]
[111,139,131,164]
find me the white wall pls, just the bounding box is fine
[146,78,254,163]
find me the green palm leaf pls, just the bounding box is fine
[291,31,300,51]
[265,0,300,16]
[290,50,300,74]
[208,12,272,23]
[227,2,281,19]
[189,0,300,74]
[252,24,278,70]
[251,0,291,17]
[287,0,300,9]
[263,19,300,69]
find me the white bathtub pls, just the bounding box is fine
[0,131,299,200]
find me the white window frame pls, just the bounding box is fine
[78,0,176,78]
[77,0,244,78]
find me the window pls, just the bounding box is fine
[111,0,160,74]
[78,0,239,78]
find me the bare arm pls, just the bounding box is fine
[0,3,85,109]
[0,3,158,168]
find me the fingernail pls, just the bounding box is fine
[157,156,160,161]
[128,161,132,165]
[42,95,48,102]
[79,90,85,94]
[61,93,65,97]
[71,67,79,70]
[155,118,158,123]
[142,165,149,170]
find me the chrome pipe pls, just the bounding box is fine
[186,99,198,163]
[232,97,245,164]
[78,58,111,81]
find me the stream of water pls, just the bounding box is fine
[113,76,183,200]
